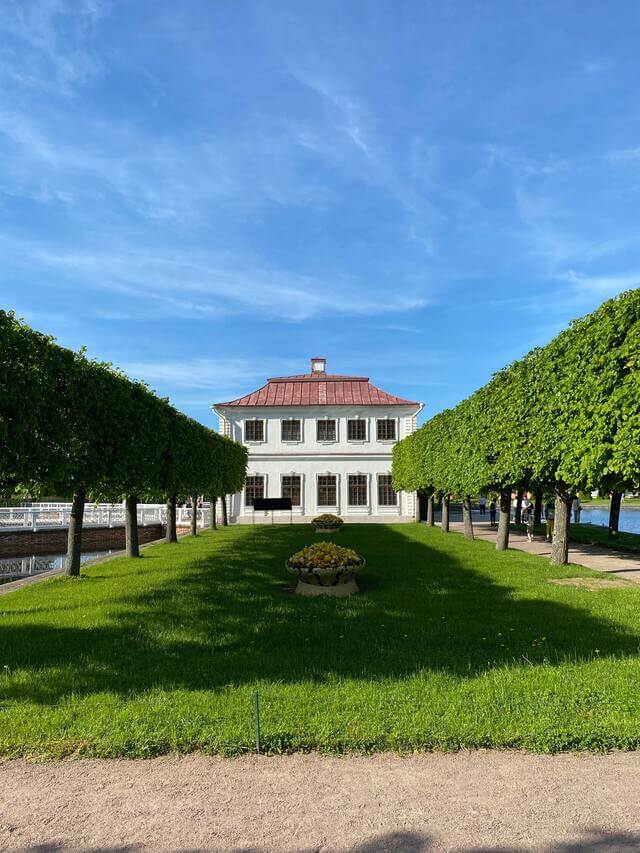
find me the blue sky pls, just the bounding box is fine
[1,1,639,426]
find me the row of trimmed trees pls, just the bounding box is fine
[0,311,247,575]
[393,290,640,565]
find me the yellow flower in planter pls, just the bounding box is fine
[286,541,364,596]
[289,541,361,570]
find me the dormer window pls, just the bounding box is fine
[311,357,326,374]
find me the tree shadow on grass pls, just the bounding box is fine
[1,525,639,704]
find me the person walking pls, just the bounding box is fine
[545,499,555,541]
[489,497,497,527]
[479,495,487,516]
[572,496,581,524]
[523,502,535,542]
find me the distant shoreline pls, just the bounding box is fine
[582,502,640,510]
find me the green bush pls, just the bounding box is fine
[312,513,344,528]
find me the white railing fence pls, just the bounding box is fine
[0,503,212,532]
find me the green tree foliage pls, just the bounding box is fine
[393,290,640,562]
[0,311,248,570]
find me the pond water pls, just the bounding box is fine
[0,550,114,585]
[580,506,640,535]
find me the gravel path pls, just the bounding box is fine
[2,752,640,851]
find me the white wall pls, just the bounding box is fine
[214,404,420,523]
[219,405,417,452]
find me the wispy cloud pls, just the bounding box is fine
[559,270,640,296]
[0,106,339,223]
[606,147,640,164]
[287,65,443,254]
[121,357,300,402]
[477,142,640,306]
[4,239,430,322]
[9,305,80,331]
[0,0,107,95]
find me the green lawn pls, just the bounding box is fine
[569,523,640,554]
[2,523,640,757]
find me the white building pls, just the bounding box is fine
[212,358,423,523]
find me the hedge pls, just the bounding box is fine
[393,290,640,564]
[0,311,247,573]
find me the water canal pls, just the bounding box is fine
[0,550,115,585]
[580,506,640,535]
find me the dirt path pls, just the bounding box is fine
[2,752,640,851]
[448,518,640,581]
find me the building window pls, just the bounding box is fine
[376,419,397,441]
[347,419,367,441]
[245,475,265,507]
[317,419,336,442]
[245,420,264,442]
[282,475,301,507]
[281,419,301,442]
[378,474,397,506]
[348,474,368,506]
[317,475,337,507]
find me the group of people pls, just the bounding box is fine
[478,494,583,542]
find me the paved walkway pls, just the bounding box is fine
[447,518,640,581]
[2,752,640,850]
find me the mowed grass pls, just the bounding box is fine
[569,523,640,554]
[2,523,640,757]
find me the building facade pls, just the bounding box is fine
[213,358,423,523]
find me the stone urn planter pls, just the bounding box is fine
[286,541,364,597]
[312,513,344,533]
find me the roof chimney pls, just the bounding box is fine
[310,357,327,374]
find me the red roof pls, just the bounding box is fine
[216,372,419,408]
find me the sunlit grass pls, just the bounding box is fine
[1,523,640,757]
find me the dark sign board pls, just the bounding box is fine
[252,497,292,511]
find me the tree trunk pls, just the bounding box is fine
[441,495,450,533]
[609,490,622,537]
[221,495,228,526]
[414,492,421,522]
[65,485,86,576]
[462,495,474,540]
[426,494,434,526]
[210,496,217,529]
[551,491,571,565]
[514,489,523,524]
[165,494,177,543]
[496,489,511,551]
[190,497,198,536]
[125,494,140,557]
[534,492,543,527]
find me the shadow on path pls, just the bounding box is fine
[14,827,640,851]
